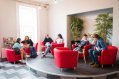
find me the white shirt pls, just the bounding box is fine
[55,38,64,44]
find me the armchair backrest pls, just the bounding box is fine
[51,43,64,55]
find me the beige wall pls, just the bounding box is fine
[0,0,48,51]
[48,0,119,59]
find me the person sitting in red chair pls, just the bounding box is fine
[73,34,89,53]
[12,38,26,63]
[42,34,64,58]
[89,34,107,68]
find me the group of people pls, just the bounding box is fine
[12,36,37,63]
[12,33,106,67]
[73,33,107,68]
[41,34,64,58]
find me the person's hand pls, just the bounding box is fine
[75,42,77,45]
[96,47,100,51]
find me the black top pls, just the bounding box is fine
[43,37,53,44]
[22,39,33,46]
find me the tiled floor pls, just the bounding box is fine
[0,61,47,79]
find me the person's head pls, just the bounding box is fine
[58,34,63,39]
[16,38,21,44]
[92,34,100,41]
[46,34,50,38]
[25,36,29,40]
[83,33,88,40]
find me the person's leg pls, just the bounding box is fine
[20,48,26,63]
[73,47,81,51]
[42,44,51,57]
[93,51,100,64]
[92,50,101,67]
[89,49,95,63]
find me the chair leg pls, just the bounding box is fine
[14,61,16,64]
[102,65,103,68]
[74,67,77,70]
[60,68,63,72]
[112,64,114,67]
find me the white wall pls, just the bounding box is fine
[48,0,119,59]
[0,0,48,51]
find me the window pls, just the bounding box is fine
[19,5,37,43]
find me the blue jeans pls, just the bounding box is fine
[44,43,51,56]
[89,49,101,64]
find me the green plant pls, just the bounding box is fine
[70,16,83,40]
[95,13,113,43]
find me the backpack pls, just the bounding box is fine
[30,46,37,58]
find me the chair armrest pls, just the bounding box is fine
[72,44,76,50]
[83,44,91,51]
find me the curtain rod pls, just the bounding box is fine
[12,0,49,8]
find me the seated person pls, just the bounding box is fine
[22,36,37,58]
[73,34,89,53]
[89,34,107,68]
[12,38,26,63]
[41,34,53,57]
[55,33,64,44]
[23,36,33,46]
[42,34,64,58]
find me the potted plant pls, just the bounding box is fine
[95,13,113,44]
[70,16,83,41]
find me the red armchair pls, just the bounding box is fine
[5,49,21,64]
[98,46,118,68]
[54,47,78,70]
[41,41,46,51]
[51,42,64,55]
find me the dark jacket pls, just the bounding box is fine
[24,39,33,46]
[43,37,53,44]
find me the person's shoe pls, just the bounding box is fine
[89,62,95,65]
[41,55,46,58]
[21,60,26,64]
[26,55,30,58]
[91,63,99,68]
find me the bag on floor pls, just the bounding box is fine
[30,46,37,58]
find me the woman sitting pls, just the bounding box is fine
[12,38,26,63]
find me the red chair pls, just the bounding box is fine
[41,41,46,51]
[5,49,21,64]
[54,47,78,70]
[24,48,30,54]
[98,46,118,68]
[51,42,64,55]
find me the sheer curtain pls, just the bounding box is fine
[19,5,37,43]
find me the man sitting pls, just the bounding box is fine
[89,34,107,68]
